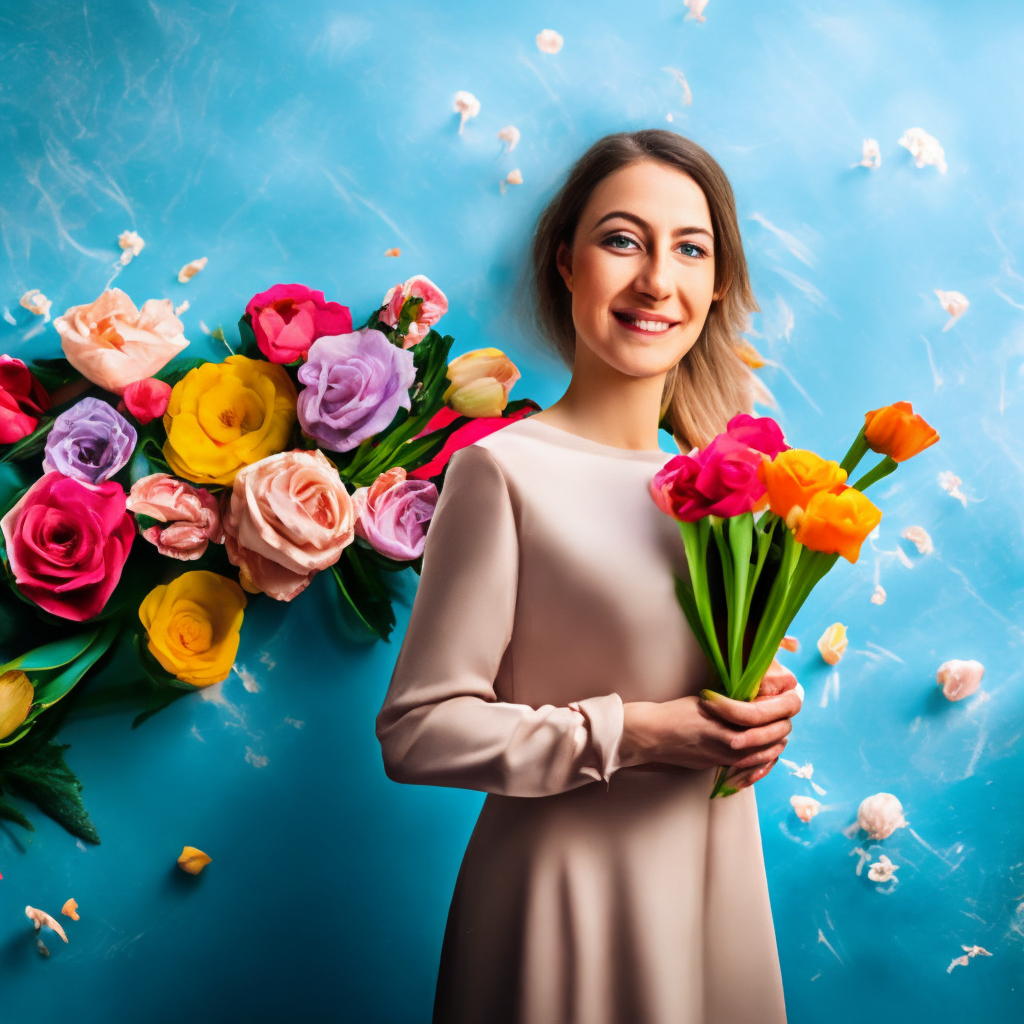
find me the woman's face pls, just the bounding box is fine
[556,159,723,380]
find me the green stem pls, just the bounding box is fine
[839,426,870,476]
[849,455,898,492]
[678,520,729,685]
[724,513,754,691]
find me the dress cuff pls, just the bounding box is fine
[569,692,625,789]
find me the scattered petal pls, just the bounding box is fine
[662,66,693,106]
[61,898,80,921]
[817,622,848,665]
[790,795,821,822]
[453,91,480,134]
[177,845,212,875]
[935,289,969,330]
[734,338,765,368]
[867,853,899,882]
[25,906,68,943]
[901,525,933,554]
[684,0,709,21]
[898,127,947,174]
[938,470,967,508]
[936,658,984,701]
[177,257,208,283]
[245,747,269,768]
[20,289,52,319]
[850,846,872,876]
[173,300,190,316]
[779,635,800,653]
[962,944,992,958]
[871,584,887,605]
[535,29,564,54]
[383,248,401,257]
[857,792,908,840]
[498,125,521,152]
[947,955,970,972]
[856,138,881,169]
[506,169,523,186]
[118,230,145,265]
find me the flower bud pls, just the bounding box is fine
[0,670,33,741]
[444,348,520,418]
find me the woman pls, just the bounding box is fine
[376,129,803,1024]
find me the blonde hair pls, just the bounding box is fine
[528,129,760,451]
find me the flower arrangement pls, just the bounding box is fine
[650,404,939,798]
[0,276,539,841]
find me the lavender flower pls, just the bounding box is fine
[296,329,417,452]
[42,396,137,484]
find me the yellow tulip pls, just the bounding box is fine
[0,670,33,741]
[162,355,297,486]
[443,348,521,418]
[863,401,939,463]
[138,571,246,687]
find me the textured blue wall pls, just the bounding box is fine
[1,2,1022,1021]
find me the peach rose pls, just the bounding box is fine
[53,288,189,395]
[351,466,438,561]
[222,449,355,601]
[127,473,224,560]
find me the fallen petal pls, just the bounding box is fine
[453,90,480,133]
[936,658,984,701]
[871,584,886,605]
[790,795,821,822]
[947,955,970,973]
[935,289,969,330]
[177,845,212,875]
[898,127,948,174]
[779,635,800,653]
[535,28,564,54]
[684,0,709,22]
[856,138,881,169]
[506,168,523,186]
[61,898,80,921]
[178,257,208,283]
[498,125,521,152]
[20,289,52,319]
[25,906,68,943]
[901,525,933,554]
[383,248,401,257]
[817,622,848,665]
[173,300,190,316]
[857,792,908,840]
[662,66,693,106]
[867,853,899,882]
[118,230,145,258]
[938,470,967,507]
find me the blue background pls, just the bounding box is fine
[2,1,1022,1021]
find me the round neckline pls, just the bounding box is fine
[514,415,674,461]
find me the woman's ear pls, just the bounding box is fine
[555,241,573,292]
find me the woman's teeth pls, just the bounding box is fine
[617,314,673,333]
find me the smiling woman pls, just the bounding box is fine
[377,129,798,1024]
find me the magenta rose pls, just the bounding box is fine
[0,355,51,444]
[245,284,352,364]
[723,413,789,459]
[0,472,135,620]
[351,466,439,560]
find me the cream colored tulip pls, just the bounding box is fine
[817,622,848,665]
[444,348,520,418]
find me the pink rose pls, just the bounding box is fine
[0,472,134,621]
[651,435,768,522]
[245,284,352,364]
[120,378,172,425]
[53,288,189,395]
[126,473,224,560]
[0,355,51,443]
[379,275,448,349]
[222,449,355,601]
[724,413,789,459]
[351,466,439,561]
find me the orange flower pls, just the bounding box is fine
[733,339,765,369]
[863,401,939,462]
[757,449,848,524]
[792,485,882,563]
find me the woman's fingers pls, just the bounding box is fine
[757,657,799,697]
[700,688,801,727]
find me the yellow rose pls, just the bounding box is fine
[0,670,33,741]
[443,348,521,418]
[162,355,297,486]
[138,571,246,687]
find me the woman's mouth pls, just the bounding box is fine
[612,311,678,335]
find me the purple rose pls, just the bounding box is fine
[42,396,137,484]
[296,329,417,452]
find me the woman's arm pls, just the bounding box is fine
[375,444,624,798]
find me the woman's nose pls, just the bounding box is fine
[633,245,673,300]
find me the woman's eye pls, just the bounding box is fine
[679,242,707,258]
[605,234,637,250]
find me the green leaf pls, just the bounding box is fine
[0,628,102,674]
[331,543,394,643]
[27,357,82,392]
[31,620,120,709]
[237,314,259,359]
[0,796,33,831]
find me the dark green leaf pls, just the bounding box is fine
[331,543,394,643]
[1,628,102,674]
[154,357,207,388]
[0,796,33,831]
[27,357,81,392]
[0,416,54,464]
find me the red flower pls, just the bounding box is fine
[0,355,51,444]
[245,284,352,364]
[120,377,172,425]
[0,473,135,621]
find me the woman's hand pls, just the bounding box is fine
[619,655,803,788]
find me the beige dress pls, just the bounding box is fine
[375,415,788,1024]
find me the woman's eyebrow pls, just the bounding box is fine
[593,210,714,240]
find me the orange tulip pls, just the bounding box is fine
[791,485,882,563]
[863,402,939,462]
[757,449,848,524]
[733,339,765,369]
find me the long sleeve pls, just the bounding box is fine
[375,443,625,798]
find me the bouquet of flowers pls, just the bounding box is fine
[650,405,939,798]
[0,274,539,841]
